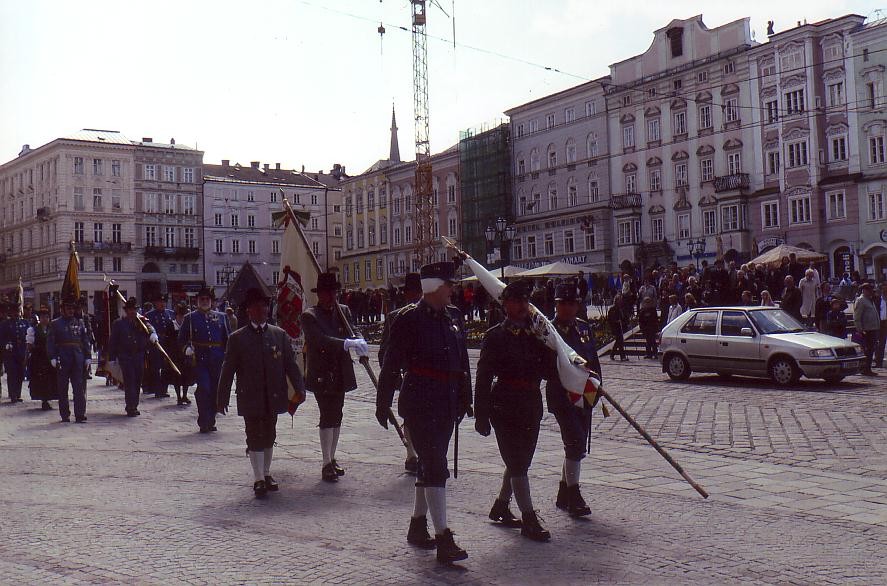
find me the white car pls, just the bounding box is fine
[659,306,864,386]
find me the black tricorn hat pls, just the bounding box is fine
[403,272,422,292]
[501,279,533,301]
[420,262,456,282]
[197,286,215,299]
[312,272,341,293]
[241,287,271,311]
[554,283,580,302]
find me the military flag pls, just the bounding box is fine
[61,243,80,302]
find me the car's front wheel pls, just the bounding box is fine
[665,353,691,381]
[769,356,800,386]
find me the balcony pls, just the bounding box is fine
[713,173,749,193]
[77,241,132,253]
[609,194,643,209]
[144,246,200,260]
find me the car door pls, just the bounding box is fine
[677,310,720,372]
[717,310,763,374]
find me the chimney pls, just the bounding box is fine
[250,161,260,169]
[301,165,305,173]
[263,163,269,171]
[275,163,281,170]
[142,137,153,143]
[222,159,230,167]
[170,138,176,145]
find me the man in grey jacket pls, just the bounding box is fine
[853,283,880,377]
[218,288,306,497]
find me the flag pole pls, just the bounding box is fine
[280,199,409,448]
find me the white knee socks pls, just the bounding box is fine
[564,458,581,487]
[263,446,273,477]
[319,428,334,465]
[511,475,534,514]
[331,426,340,461]
[498,469,513,502]
[412,486,428,518]
[248,450,265,482]
[425,487,448,535]
[403,425,418,460]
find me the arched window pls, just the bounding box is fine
[548,182,558,211]
[530,148,540,171]
[547,144,557,168]
[586,133,599,158]
[565,138,576,164]
[567,177,578,206]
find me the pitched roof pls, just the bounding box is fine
[203,163,326,187]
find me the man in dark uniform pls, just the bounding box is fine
[179,287,229,433]
[47,295,92,423]
[377,261,471,564]
[1,301,30,403]
[300,273,366,482]
[108,298,158,417]
[378,272,422,474]
[548,282,600,518]
[145,293,176,398]
[475,279,554,542]
[218,288,306,497]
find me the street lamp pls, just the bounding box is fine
[687,238,707,270]
[484,216,516,279]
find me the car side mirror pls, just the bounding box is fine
[740,327,754,337]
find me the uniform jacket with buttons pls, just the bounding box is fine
[178,309,229,364]
[546,317,601,413]
[300,304,357,395]
[47,316,91,359]
[108,317,155,360]
[0,317,31,360]
[217,323,305,418]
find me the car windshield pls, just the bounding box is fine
[749,309,805,334]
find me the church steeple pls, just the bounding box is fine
[389,104,401,163]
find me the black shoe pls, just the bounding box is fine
[74,417,87,424]
[489,499,522,528]
[199,427,211,434]
[61,416,71,423]
[520,511,551,542]
[331,459,345,476]
[567,484,592,518]
[126,410,140,417]
[253,480,267,498]
[41,401,52,411]
[862,370,879,377]
[435,528,467,564]
[182,396,191,405]
[407,515,436,549]
[555,480,568,510]
[264,476,279,491]
[210,426,218,432]
[404,456,419,475]
[322,463,338,482]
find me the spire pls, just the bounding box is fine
[389,104,401,163]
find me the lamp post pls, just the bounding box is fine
[484,216,516,279]
[687,238,707,270]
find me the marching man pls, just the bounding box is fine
[1,301,31,403]
[218,288,305,497]
[108,297,158,417]
[47,295,92,423]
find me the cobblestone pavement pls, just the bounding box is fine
[0,350,885,585]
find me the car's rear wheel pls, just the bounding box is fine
[665,354,691,381]
[823,375,845,385]
[769,356,800,386]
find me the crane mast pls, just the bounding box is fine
[411,0,436,265]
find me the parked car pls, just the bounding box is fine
[659,306,864,386]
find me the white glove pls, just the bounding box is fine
[4,343,11,350]
[51,359,58,368]
[26,327,35,345]
[85,358,92,367]
[149,333,159,344]
[185,346,194,357]
[344,338,369,357]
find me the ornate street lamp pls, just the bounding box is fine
[687,238,707,270]
[484,216,516,279]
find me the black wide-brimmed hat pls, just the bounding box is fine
[241,287,271,311]
[420,262,456,282]
[554,282,580,302]
[312,272,341,293]
[403,272,422,293]
[501,279,532,301]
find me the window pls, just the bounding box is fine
[183,194,194,215]
[231,239,240,253]
[703,210,717,235]
[544,233,554,256]
[588,179,600,202]
[271,239,280,255]
[622,94,632,107]
[697,71,708,83]
[724,61,735,75]
[215,239,223,253]
[673,111,687,135]
[74,222,84,243]
[144,164,156,180]
[826,191,847,220]
[566,140,576,163]
[564,230,575,253]
[785,89,805,114]
[727,152,742,174]
[214,213,222,226]
[617,220,632,245]
[184,227,195,248]
[112,189,122,210]
[145,193,157,213]
[527,235,537,257]
[73,187,84,210]
[182,167,193,183]
[112,257,122,272]
[762,201,780,229]
[73,157,84,174]
[405,225,412,243]
[248,240,257,254]
[721,205,740,231]
[548,184,558,210]
[567,183,578,206]
[163,166,176,182]
[674,163,688,187]
[145,226,156,246]
[112,223,121,243]
[762,64,776,77]
[93,222,103,242]
[789,195,812,224]
[517,159,525,175]
[673,79,683,91]
[624,173,637,193]
[765,100,779,123]
[724,98,739,123]
[516,123,526,137]
[93,188,103,210]
[869,136,885,164]
[94,257,103,272]
[677,213,690,239]
[584,225,596,250]
[699,105,712,129]
[869,191,885,220]
[787,141,808,167]
[164,193,175,214]
[164,227,176,247]
[585,100,596,117]
[393,227,401,245]
[448,217,457,237]
[447,184,456,203]
[681,311,718,335]
[700,158,714,182]
[110,159,121,177]
[565,107,575,123]
[827,82,844,107]
[867,82,878,108]
[651,217,664,242]
[513,239,523,260]
[231,213,239,227]
[270,190,278,204]
[831,136,848,162]
[766,151,780,175]
[647,118,660,142]
[721,312,753,336]
[649,168,661,191]
[781,51,802,72]
[529,119,539,133]
[247,214,256,228]
[93,158,103,176]
[622,125,635,149]
[548,148,557,168]
[546,113,556,129]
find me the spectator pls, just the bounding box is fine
[781,276,803,321]
[822,297,848,339]
[665,294,684,324]
[877,282,887,369]
[683,293,698,311]
[638,297,659,359]
[607,294,628,361]
[853,283,880,376]
[740,290,754,306]
[798,269,821,326]
[760,290,775,307]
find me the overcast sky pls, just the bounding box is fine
[1,0,882,174]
